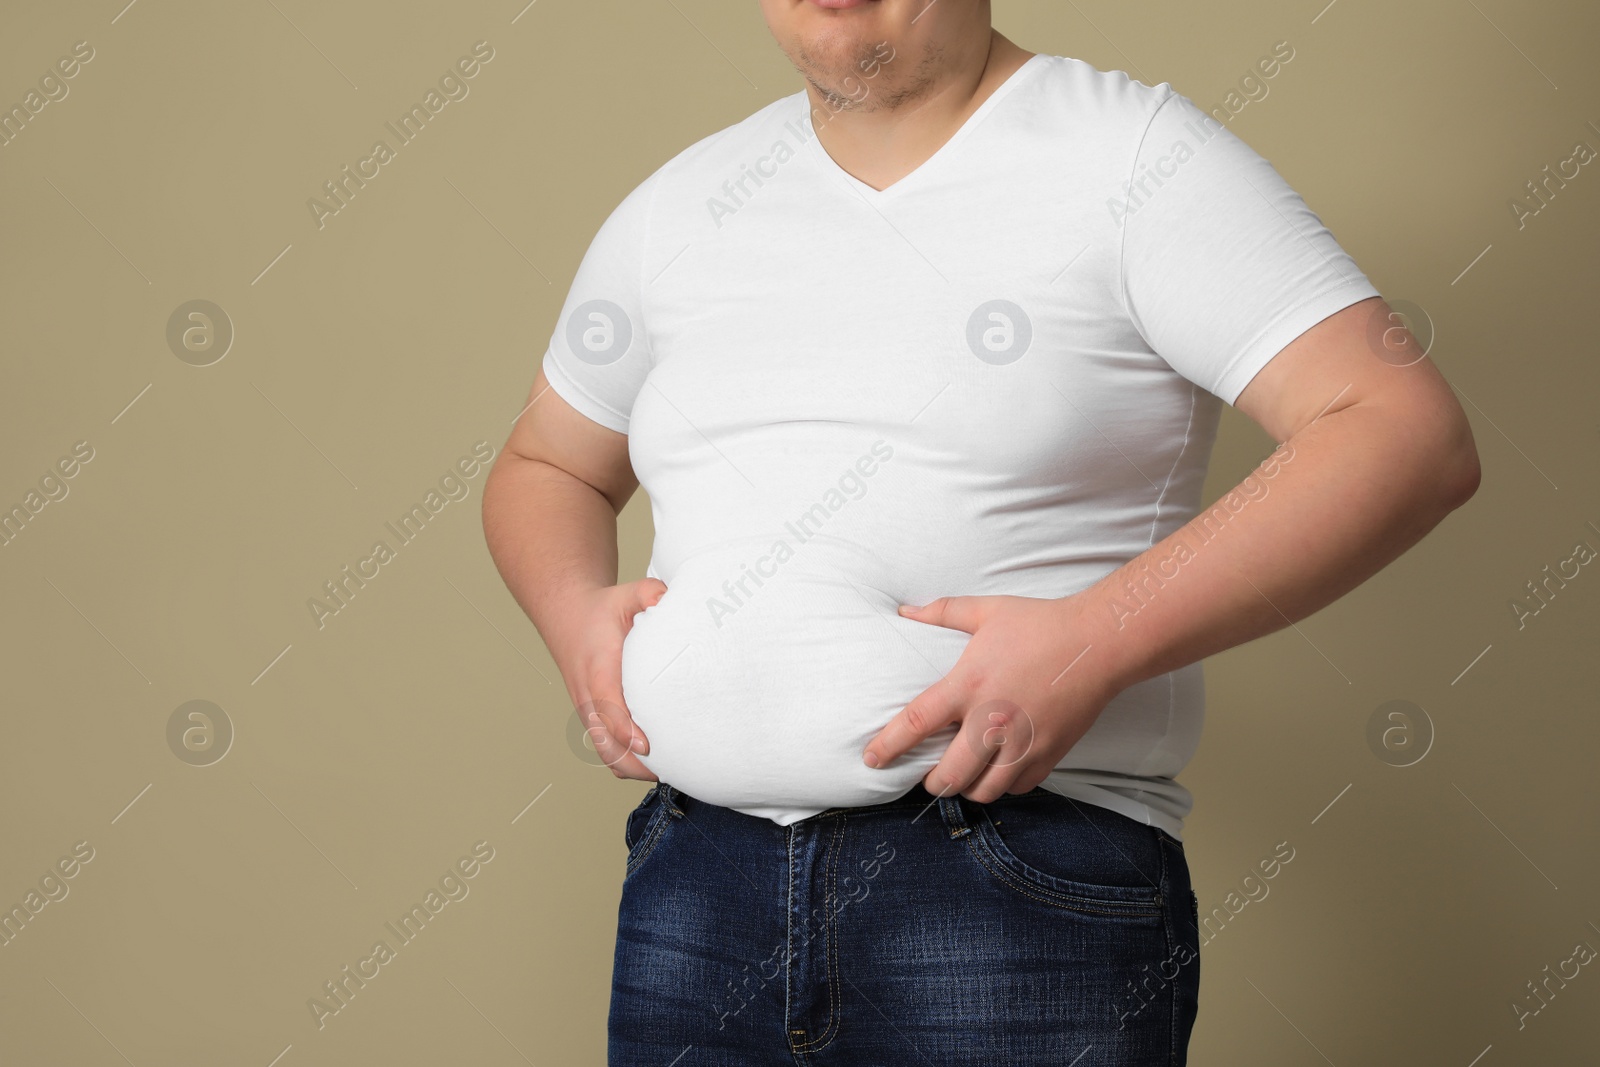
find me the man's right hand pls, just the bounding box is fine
[557,578,667,781]
[482,367,661,783]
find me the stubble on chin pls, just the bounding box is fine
[793,38,941,115]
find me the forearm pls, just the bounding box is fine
[481,452,620,656]
[1079,401,1479,693]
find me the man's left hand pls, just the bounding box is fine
[862,593,1119,804]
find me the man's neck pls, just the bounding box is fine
[805,31,1035,191]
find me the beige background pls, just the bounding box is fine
[1,0,1596,1063]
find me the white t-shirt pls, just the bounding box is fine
[541,52,1379,839]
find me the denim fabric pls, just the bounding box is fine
[610,782,1201,1065]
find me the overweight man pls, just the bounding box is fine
[481,1,1480,1063]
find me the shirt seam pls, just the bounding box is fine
[636,169,661,394]
[1116,85,1180,349]
[1137,380,1198,779]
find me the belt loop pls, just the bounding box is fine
[936,793,972,839]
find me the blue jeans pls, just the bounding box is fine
[609,781,1201,1065]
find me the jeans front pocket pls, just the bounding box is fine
[623,785,673,880]
[965,793,1166,918]
[623,785,659,853]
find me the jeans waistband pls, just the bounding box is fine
[802,783,988,837]
[657,781,1040,837]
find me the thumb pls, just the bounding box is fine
[625,577,668,614]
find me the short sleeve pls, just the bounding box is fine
[540,173,658,434]
[1119,88,1381,405]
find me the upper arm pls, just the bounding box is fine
[1233,296,1475,450]
[1118,92,1477,487]
[500,366,638,514]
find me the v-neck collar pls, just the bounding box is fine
[802,52,1049,201]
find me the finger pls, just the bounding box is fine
[610,753,659,782]
[931,699,1036,801]
[964,699,1049,800]
[922,709,1007,799]
[577,702,658,780]
[1010,763,1054,794]
[968,698,1036,772]
[585,688,649,757]
[628,578,667,614]
[863,677,964,768]
[592,644,651,755]
[575,699,634,768]
[966,751,1048,804]
[896,595,993,635]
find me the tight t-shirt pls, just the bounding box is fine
[540,52,1380,839]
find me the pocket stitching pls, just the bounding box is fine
[967,809,1163,916]
[623,786,658,851]
[624,799,671,878]
[963,835,1160,917]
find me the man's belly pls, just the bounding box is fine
[620,542,966,820]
